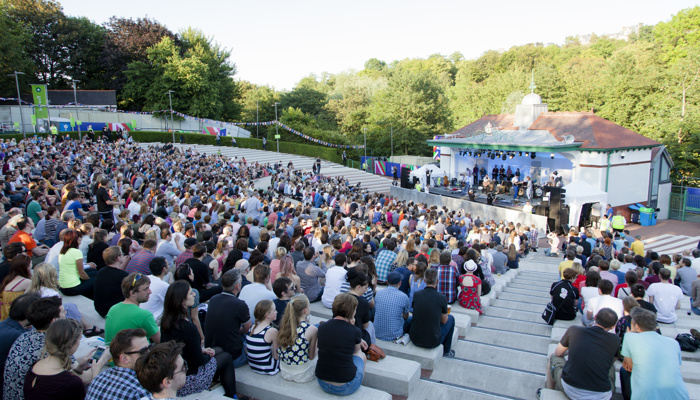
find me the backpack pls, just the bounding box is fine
[676,334,700,352]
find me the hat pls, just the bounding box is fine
[169,212,180,221]
[419,215,425,221]
[387,272,402,285]
[184,238,198,248]
[464,261,478,272]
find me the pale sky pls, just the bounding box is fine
[58,0,699,91]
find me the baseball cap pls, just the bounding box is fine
[387,272,402,285]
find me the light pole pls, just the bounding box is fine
[363,127,367,171]
[390,125,393,160]
[256,99,259,139]
[167,90,175,143]
[71,79,82,141]
[8,71,25,138]
[274,102,280,152]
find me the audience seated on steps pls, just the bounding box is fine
[0,292,39,391]
[134,340,189,400]
[277,294,318,382]
[140,256,171,322]
[104,272,160,345]
[550,268,580,321]
[93,245,129,318]
[374,271,410,342]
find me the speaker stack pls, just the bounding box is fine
[544,187,568,234]
[400,167,411,189]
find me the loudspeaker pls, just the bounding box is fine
[400,167,411,189]
[535,205,549,217]
[547,218,557,233]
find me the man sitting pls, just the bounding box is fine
[558,251,575,279]
[619,307,688,400]
[239,264,276,322]
[647,268,684,324]
[584,279,624,327]
[104,273,160,345]
[546,308,620,399]
[140,256,171,322]
[94,246,129,318]
[135,341,188,400]
[125,239,157,275]
[374,240,398,282]
[86,328,152,400]
[406,268,456,357]
[435,251,460,304]
[374,271,410,342]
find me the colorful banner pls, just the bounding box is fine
[109,123,131,131]
[433,135,444,160]
[30,85,49,119]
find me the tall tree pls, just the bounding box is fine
[0,2,31,96]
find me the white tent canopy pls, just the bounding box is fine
[409,164,448,187]
[563,180,608,228]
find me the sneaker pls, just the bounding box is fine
[691,328,700,342]
[443,350,455,358]
[536,388,542,400]
[395,333,410,346]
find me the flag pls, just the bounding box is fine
[110,123,131,131]
[31,85,49,119]
[203,126,218,135]
[220,128,227,136]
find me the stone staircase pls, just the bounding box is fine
[137,142,393,195]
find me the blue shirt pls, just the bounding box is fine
[85,366,152,400]
[0,318,26,388]
[374,249,397,282]
[374,286,409,341]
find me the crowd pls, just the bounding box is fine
[0,133,695,399]
[543,225,698,400]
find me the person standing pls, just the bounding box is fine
[262,137,267,151]
[96,178,124,222]
[611,211,626,233]
[342,151,347,167]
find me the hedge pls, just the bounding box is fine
[4,130,345,164]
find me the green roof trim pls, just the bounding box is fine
[426,140,582,153]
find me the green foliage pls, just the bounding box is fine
[0,2,32,96]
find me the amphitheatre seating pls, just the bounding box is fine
[59,293,105,330]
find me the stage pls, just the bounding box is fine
[390,186,549,235]
[428,186,542,213]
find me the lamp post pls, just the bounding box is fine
[167,90,175,143]
[390,125,393,160]
[8,71,25,139]
[256,99,259,139]
[71,79,81,141]
[274,102,280,152]
[363,127,367,171]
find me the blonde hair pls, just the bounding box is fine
[44,318,82,370]
[277,294,310,349]
[395,249,408,268]
[428,248,440,265]
[28,263,59,294]
[275,246,288,260]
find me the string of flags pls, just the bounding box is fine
[0,98,364,149]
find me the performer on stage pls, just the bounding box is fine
[492,166,498,181]
[511,175,519,200]
[526,176,533,200]
[472,166,479,186]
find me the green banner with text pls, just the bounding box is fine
[31,84,49,119]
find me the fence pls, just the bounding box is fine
[669,185,700,223]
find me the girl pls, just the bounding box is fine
[0,254,32,320]
[458,260,483,315]
[277,294,318,383]
[245,299,280,375]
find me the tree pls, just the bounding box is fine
[0,2,31,96]
[654,6,700,63]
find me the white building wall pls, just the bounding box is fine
[657,182,671,220]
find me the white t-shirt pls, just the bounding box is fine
[646,282,684,323]
[585,294,624,321]
[140,275,170,321]
[239,283,276,322]
[321,266,348,309]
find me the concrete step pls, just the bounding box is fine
[485,306,544,323]
[378,340,443,370]
[452,340,548,374]
[504,287,552,299]
[510,276,558,286]
[464,327,551,354]
[409,379,512,400]
[492,299,544,313]
[365,355,420,396]
[430,358,544,399]
[509,282,553,291]
[476,316,552,337]
[498,292,551,305]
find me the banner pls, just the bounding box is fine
[31,85,49,119]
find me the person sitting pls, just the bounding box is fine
[407,268,456,357]
[675,257,697,296]
[245,299,280,375]
[85,328,152,400]
[140,256,171,322]
[598,260,618,287]
[584,279,624,326]
[491,245,508,275]
[126,239,157,275]
[647,267,683,324]
[620,307,689,400]
[0,254,32,320]
[58,230,98,299]
[374,271,410,342]
[277,294,318,382]
[161,280,238,398]
[204,269,251,369]
[93,246,129,318]
[458,260,483,315]
[558,251,575,279]
[183,243,222,302]
[134,341,188,400]
[3,296,64,400]
[346,269,374,345]
[86,229,110,270]
[550,268,580,321]
[435,251,460,304]
[239,265,276,323]
[296,247,326,302]
[272,277,294,327]
[545,308,620,399]
[0,293,39,390]
[104,273,160,345]
[315,293,367,396]
[322,254,348,308]
[24,318,110,400]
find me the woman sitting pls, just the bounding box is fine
[458,260,483,315]
[58,230,98,299]
[408,261,427,313]
[276,254,303,294]
[277,294,318,383]
[550,268,580,321]
[315,293,367,396]
[269,247,287,285]
[160,281,238,398]
[87,229,110,270]
[245,300,280,375]
[506,244,520,269]
[23,318,110,400]
[0,254,32,320]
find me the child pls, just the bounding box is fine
[245,299,280,375]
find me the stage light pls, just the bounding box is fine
[525,152,529,157]
[518,152,522,156]
[550,153,555,159]
[509,154,514,159]
[502,154,507,161]
[490,153,496,160]
[531,152,536,159]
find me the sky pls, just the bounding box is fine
[57,0,699,91]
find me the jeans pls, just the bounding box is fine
[544,248,559,257]
[233,350,247,368]
[404,314,455,354]
[317,355,364,396]
[691,298,700,316]
[59,268,98,299]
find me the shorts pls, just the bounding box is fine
[317,355,364,396]
[549,353,566,391]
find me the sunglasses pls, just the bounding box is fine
[131,273,143,288]
[124,343,153,355]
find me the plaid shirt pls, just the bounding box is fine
[375,286,410,341]
[175,250,193,268]
[529,229,539,247]
[436,264,460,303]
[375,249,397,282]
[85,366,152,400]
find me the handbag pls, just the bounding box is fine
[542,302,557,325]
[365,343,386,362]
[676,334,700,352]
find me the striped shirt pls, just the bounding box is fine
[245,325,280,375]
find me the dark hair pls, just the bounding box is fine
[174,264,194,285]
[585,270,600,287]
[335,252,347,266]
[2,242,26,260]
[135,341,185,394]
[192,243,206,258]
[346,268,369,289]
[60,230,81,254]
[149,257,168,276]
[118,238,133,256]
[121,272,151,298]
[659,267,671,281]
[8,292,41,321]
[0,254,31,291]
[630,283,646,298]
[424,268,438,285]
[562,268,577,281]
[624,270,638,286]
[630,307,657,332]
[253,264,270,283]
[110,328,147,362]
[332,293,357,319]
[161,281,192,332]
[597,279,614,295]
[222,249,243,274]
[594,307,618,329]
[273,276,293,298]
[27,296,63,330]
[303,246,315,261]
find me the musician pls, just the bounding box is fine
[479,167,487,181]
[511,175,519,200]
[482,175,491,193]
[472,166,479,186]
[492,166,498,180]
[515,168,521,180]
[506,166,513,180]
[526,176,533,200]
[499,165,506,182]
